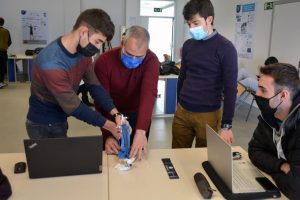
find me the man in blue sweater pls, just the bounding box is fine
[172,0,238,148]
[26,9,122,139]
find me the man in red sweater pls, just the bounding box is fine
[94,26,159,160]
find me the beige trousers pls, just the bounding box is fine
[172,104,221,148]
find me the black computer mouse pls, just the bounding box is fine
[233,151,242,160]
[14,162,26,173]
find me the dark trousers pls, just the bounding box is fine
[77,84,89,103]
[0,51,8,83]
[26,119,68,139]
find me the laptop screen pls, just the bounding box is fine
[24,135,103,179]
[206,125,233,192]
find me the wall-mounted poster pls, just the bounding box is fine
[21,10,48,44]
[234,3,256,59]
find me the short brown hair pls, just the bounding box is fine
[183,0,214,25]
[73,9,115,41]
[260,63,300,99]
[264,56,278,65]
[0,17,4,26]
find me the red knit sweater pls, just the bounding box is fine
[94,47,159,131]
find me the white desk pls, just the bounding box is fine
[108,147,288,200]
[0,148,288,199]
[0,153,108,200]
[108,148,221,200]
[7,54,33,82]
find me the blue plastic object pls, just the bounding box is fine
[118,123,131,159]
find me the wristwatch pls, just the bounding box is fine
[221,124,232,130]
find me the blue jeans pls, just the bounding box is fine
[26,119,68,139]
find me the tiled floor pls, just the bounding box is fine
[0,82,259,153]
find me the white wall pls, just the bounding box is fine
[0,0,124,53]
[235,0,276,74]
[0,0,80,54]
[210,0,278,75]
[81,0,126,47]
[170,0,279,75]
[0,0,281,75]
[270,0,300,67]
[64,0,81,34]
[125,0,188,61]
[150,0,277,75]
[173,0,188,61]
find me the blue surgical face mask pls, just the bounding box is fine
[121,49,144,69]
[189,26,208,40]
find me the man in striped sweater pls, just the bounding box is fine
[26,9,122,140]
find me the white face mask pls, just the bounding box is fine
[189,26,208,40]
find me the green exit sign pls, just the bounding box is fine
[264,2,273,10]
[154,8,162,12]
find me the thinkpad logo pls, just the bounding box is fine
[28,143,38,149]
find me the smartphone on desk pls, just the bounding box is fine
[256,177,279,192]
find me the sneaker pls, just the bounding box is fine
[0,82,7,88]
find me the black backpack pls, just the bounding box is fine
[0,168,12,200]
[25,49,35,56]
[160,61,180,75]
[25,47,44,56]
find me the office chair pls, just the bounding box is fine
[235,82,255,122]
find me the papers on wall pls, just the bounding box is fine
[21,10,48,44]
[234,3,256,59]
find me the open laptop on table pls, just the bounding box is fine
[202,125,281,199]
[24,135,103,179]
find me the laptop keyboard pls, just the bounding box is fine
[233,160,265,193]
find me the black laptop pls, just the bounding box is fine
[24,135,103,179]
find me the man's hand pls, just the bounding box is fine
[113,113,132,133]
[114,114,122,127]
[120,117,132,133]
[220,129,234,144]
[105,136,120,155]
[280,163,290,174]
[130,129,148,160]
[110,109,123,127]
[103,120,121,140]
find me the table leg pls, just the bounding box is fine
[7,58,16,82]
[165,78,177,114]
[28,59,33,81]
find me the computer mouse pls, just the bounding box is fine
[14,162,26,173]
[233,151,242,160]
